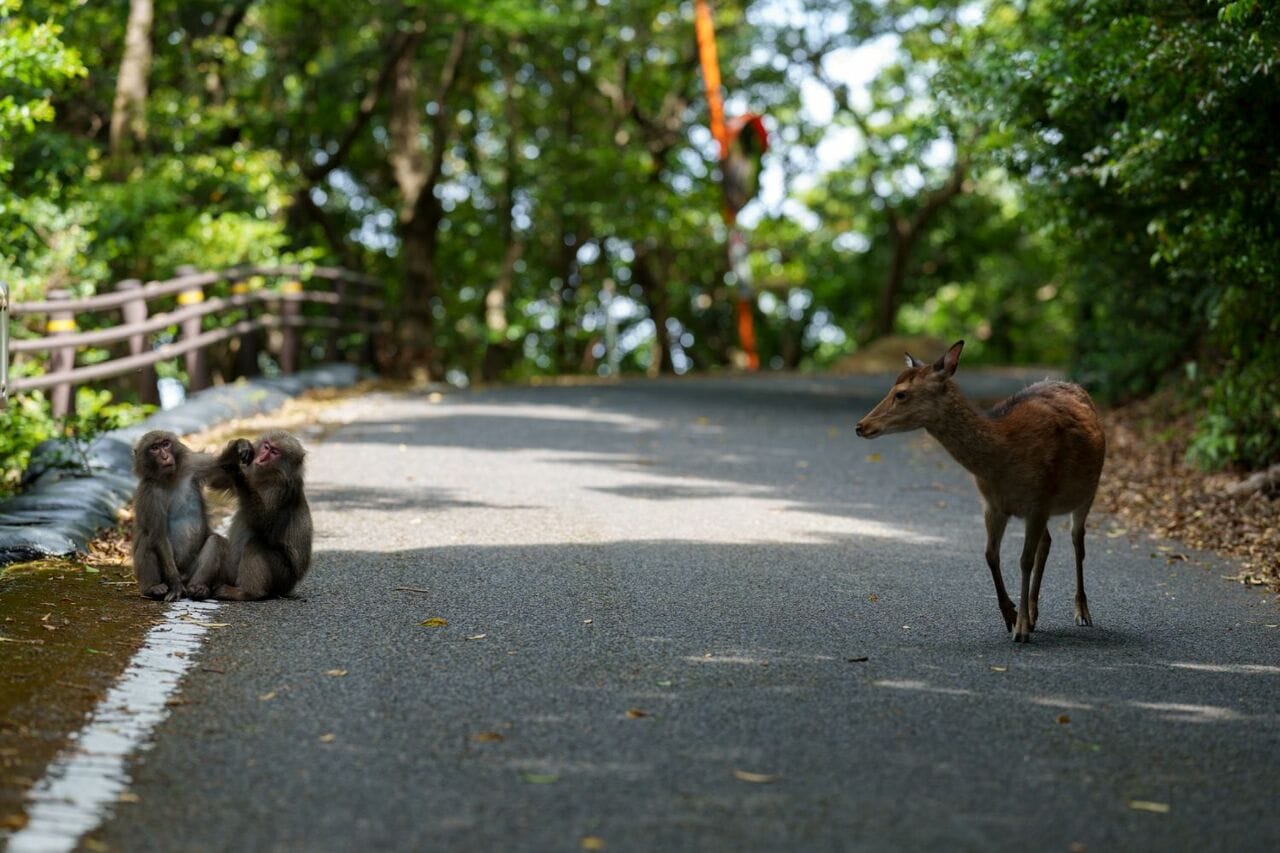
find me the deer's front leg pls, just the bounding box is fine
[984,506,1016,632]
[1014,515,1048,643]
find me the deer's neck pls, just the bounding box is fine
[925,387,1005,477]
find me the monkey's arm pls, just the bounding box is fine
[189,449,234,491]
[135,493,186,601]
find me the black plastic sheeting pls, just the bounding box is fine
[0,364,362,567]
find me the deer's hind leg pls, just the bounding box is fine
[1027,528,1052,631]
[1071,503,1093,627]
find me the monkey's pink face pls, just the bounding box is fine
[149,438,176,470]
[253,439,281,467]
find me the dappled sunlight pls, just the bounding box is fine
[872,679,975,697]
[1167,662,1280,675]
[1028,696,1096,711]
[683,650,840,666]
[1130,702,1242,724]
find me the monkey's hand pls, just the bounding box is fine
[221,438,253,469]
[163,581,186,603]
[187,583,210,600]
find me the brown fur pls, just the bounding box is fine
[188,431,312,601]
[131,430,227,602]
[855,341,1106,642]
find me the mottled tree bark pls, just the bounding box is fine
[109,0,154,164]
[387,27,468,378]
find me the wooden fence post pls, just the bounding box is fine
[175,266,209,391]
[232,279,260,378]
[118,278,159,405]
[362,284,378,368]
[326,276,346,362]
[46,289,77,418]
[280,280,302,374]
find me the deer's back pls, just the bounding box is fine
[981,381,1106,516]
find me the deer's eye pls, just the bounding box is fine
[894,391,907,401]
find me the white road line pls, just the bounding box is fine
[5,600,222,853]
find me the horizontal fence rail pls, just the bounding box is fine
[1,265,383,415]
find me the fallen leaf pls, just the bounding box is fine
[40,612,51,622]
[319,733,336,743]
[582,619,594,625]
[990,666,1008,673]
[117,792,140,804]
[259,691,277,701]
[421,617,449,628]
[826,428,840,438]
[472,731,505,743]
[164,697,190,707]
[625,708,648,719]
[581,836,607,851]
[394,586,430,594]
[1127,800,1170,814]
[465,634,487,641]
[1,814,29,830]
[520,772,559,784]
[325,669,348,677]
[1056,714,1071,724]
[41,624,57,631]
[695,416,710,426]
[732,768,780,784]
[867,593,879,603]
[656,680,673,686]
[865,452,882,463]
[846,656,869,663]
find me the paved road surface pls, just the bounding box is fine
[96,375,1280,851]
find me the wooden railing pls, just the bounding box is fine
[0,265,382,416]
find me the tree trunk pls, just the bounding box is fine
[876,219,911,337]
[634,248,673,377]
[481,58,523,382]
[386,27,468,378]
[109,0,153,165]
[873,162,967,339]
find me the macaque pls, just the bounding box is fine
[131,430,226,602]
[187,430,312,601]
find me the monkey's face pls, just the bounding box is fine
[135,431,183,479]
[253,438,282,467]
[252,432,305,474]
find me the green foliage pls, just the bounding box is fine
[949,0,1280,468]
[0,393,54,496]
[2,0,1275,473]
[46,388,153,475]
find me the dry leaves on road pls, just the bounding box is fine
[732,768,780,784]
[1096,391,1279,590]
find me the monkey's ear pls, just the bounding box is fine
[905,352,925,369]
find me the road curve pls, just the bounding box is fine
[93,374,1280,852]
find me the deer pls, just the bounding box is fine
[854,340,1106,643]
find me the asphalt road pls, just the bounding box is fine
[95,374,1280,852]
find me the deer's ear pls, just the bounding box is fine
[933,340,964,376]
[905,352,925,369]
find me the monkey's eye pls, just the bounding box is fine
[894,391,907,401]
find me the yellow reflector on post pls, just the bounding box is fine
[46,318,78,333]
[177,289,205,306]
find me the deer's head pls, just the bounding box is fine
[855,340,964,439]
